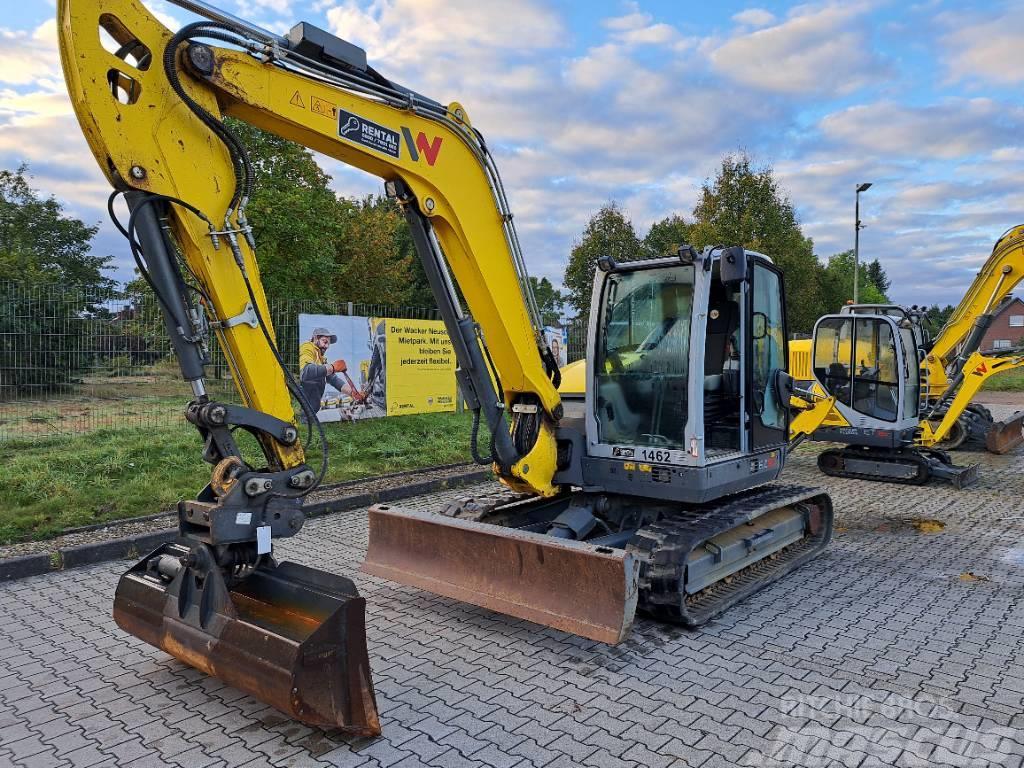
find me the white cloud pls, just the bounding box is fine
[710,3,886,96]
[0,20,62,87]
[602,6,680,47]
[819,99,1024,158]
[732,8,776,28]
[941,6,1024,85]
[324,0,563,65]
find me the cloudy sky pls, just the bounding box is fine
[2,0,1022,307]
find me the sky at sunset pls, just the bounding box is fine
[3,0,1023,307]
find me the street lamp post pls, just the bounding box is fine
[854,182,872,303]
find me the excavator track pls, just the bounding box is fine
[627,484,833,627]
[818,447,930,485]
[817,447,979,489]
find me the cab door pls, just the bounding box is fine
[749,261,789,449]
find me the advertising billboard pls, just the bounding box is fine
[298,314,456,422]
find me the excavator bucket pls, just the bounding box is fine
[985,411,1024,455]
[114,543,380,736]
[362,504,640,644]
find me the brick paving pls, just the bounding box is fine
[2,430,1024,767]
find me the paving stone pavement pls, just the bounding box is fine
[2,428,1024,767]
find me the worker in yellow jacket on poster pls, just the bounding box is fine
[298,327,362,416]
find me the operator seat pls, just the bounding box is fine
[704,297,740,450]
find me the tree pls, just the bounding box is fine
[225,119,348,305]
[643,214,691,258]
[528,276,565,326]
[0,165,111,290]
[334,195,421,305]
[821,250,887,310]
[564,202,641,317]
[688,154,824,334]
[0,166,113,394]
[925,304,955,332]
[866,259,890,297]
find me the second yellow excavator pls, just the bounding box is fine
[59,0,832,735]
[787,226,1024,486]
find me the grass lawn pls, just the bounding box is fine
[0,411,474,544]
[980,367,1024,392]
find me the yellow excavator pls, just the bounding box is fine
[59,0,833,735]
[785,226,1024,485]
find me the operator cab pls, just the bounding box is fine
[562,247,791,503]
[810,310,921,446]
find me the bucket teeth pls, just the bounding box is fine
[113,543,380,736]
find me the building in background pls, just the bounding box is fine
[980,296,1024,351]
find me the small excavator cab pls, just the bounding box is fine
[811,312,921,436]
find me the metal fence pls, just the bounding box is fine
[0,281,439,442]
[565,317,587,365]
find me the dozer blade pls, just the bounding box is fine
[362,504,640,644]
[114,542,380,736]
[985,410,1024,454]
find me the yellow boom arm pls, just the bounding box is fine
[59,0,561,495]
[925,225,1024,390]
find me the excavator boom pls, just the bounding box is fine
[58,0,585,731]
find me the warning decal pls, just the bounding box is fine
[289,90,304,108]
[311,95,337,119]
[337,108,400,159]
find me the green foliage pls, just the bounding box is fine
[563,202,641,316]
[978,367,1024,392]
[866,259,890,295]
[689,153,823,334]
[0,165,111,290]
[0,167,114,395]
[335,195,424,305]
[529,276,565,325]
[224,120,431,308]
[226,119,350,304]
[643,214,691,258]
[821,250,888,311]
[924,303,955,333]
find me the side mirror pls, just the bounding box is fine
[773,369,795,408]
[752,311,768,339]
[677,245,698,264]
[720,246,747,285]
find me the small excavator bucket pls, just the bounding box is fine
[362,504,640,644]
[114,543,380,736]
[985,411,1024,455]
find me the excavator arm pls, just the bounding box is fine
[925,224,1024,390]
[60,0,561,497]
[59,0,565,735]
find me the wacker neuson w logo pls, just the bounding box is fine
[337,108,443,166]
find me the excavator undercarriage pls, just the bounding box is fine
[364,484,832,641]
